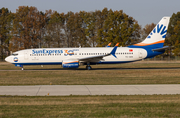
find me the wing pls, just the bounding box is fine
[78,43,119,62]
[79,54,110,62]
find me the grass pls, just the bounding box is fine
[1,62,180,117]
[0,61,180,85]
[0,95,180,118]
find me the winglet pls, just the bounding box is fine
[115,43,119,46]
[110,43,119,58]
[107,42,112,47]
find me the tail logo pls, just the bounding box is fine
[147,24,167,39]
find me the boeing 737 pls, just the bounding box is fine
[5,17,170,70]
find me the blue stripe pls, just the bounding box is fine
[97,61,141,64]
[87,60,142,65]
[13,62,62,65]
[13,61,142,66]
[128,43,165,58]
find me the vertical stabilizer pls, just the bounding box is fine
[134,17,170,47]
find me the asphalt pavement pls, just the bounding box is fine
[0,84,180,96]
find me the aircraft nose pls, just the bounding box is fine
[5,56,12,63]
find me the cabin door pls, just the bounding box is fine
[24,51,28,60]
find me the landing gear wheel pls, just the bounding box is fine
[86,66,92,70]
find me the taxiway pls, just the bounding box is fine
[0,84,180,96]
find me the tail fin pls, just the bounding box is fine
[134,17,170,47]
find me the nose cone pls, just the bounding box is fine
[5,56,12,63]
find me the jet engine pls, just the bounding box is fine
[62,60,79,68]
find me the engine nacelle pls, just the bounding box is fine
[62,60,79,68]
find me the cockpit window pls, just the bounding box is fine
[12,53,18,56]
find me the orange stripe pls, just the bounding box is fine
[63,61,78,64]
[134,40,164,46]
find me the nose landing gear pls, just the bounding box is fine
[15,64,24,70]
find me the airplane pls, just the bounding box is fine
[5,17,170,70]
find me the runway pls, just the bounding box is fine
[0,84,180,96]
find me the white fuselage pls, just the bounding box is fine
[5,47,147,65]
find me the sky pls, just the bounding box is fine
[0,0,180,27]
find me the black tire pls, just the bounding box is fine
[86,66,92,70]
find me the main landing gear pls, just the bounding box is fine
[19,65,24,71]
[86,65,92,70]
[86,62,92,70]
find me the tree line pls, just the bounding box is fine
[0,6,180,60]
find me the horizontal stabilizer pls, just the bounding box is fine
[152,46,170,51]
